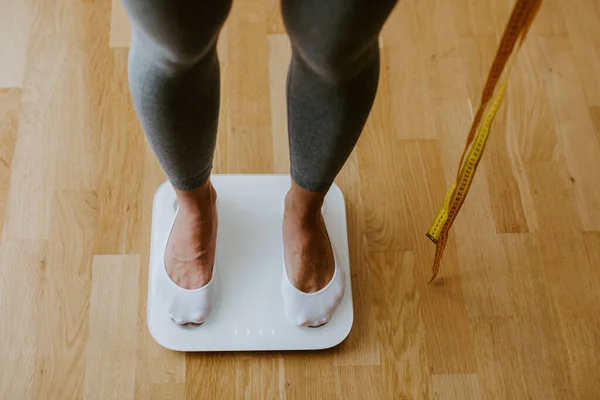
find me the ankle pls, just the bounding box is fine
[175,180,217,217]
[284,193,321,224]
[284,180,327,221]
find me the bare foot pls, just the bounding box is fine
[283,183,335,293]
[166,181,218,290]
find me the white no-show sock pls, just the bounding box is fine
[154,208,216,325]
[281,256,345,327]
[281,202,345,327]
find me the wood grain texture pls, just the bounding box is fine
[371,251,430,397]
[134,146,185,400]
[149,383,186,400]
[539,36,600,231]
[0,240,45,399]
[268,34,291,174]
[84,255,140,400]
[0,0,599,399]
[94,49,145,255]
[357,47,410,252]
[0,0,29,88]
[224,0,274,175]
[500,233,576,399]
[267,0,286,34]
[0,89,20,238]
[33,190,98,399]
[431,374,482,400]
[110,0,132,48]
[1,8,60,239]
[334,152,381,367]
[435,98,514,318]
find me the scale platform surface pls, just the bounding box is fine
[147,174,354,352]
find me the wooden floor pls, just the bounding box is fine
[1,0,600,398]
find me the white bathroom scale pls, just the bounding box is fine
[147,174,354,352]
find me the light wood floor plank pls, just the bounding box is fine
[539,233,600,399]
[333,152,381,367]
[431,374,482,400]
[83,255,140,400]
[0,89,21,238]
[500,233,577,399]
[33,190,98,398]
[383,2,436,140]
[357,48,411,252]
[0,0,29,88]
[149,383,185,400]
[371,251,431,396]
[234,356,284,399]
[94,49,145,255]
[268,34,291,174]
[0,240,45,399]
[109,0,132,48]
[537,36,600,230]
[283,353,336,399]
[266,0,286,34]
[529,0,567,36]
[1,0,62,240]
[186,354,239,398]
[435,98,514,318]
[470,316,535,399]
[479,39,534,234]
[225,0,273,175]
[562,0,600,106]
[134,146,185,399]
[3,0,108,240]
[333,367,389,399]
[395,140,478,374]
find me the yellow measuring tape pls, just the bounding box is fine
[427,0,543,282]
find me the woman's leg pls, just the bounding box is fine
[124,0,231,289]
[281,0,397,292]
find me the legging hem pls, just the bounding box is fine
[291,171,332,193]
[169,166,213,191]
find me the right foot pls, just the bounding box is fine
[165,181,218,290]
[280,182,345,327]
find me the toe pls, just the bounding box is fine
[308,317,330,328]
[296,315,310,327]
[191,313,207,324]
[293,313,331,327]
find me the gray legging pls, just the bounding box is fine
[123,0,397,192]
